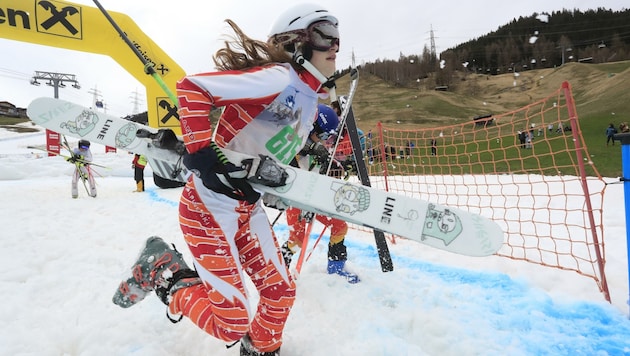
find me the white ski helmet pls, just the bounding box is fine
[268,3,339,52]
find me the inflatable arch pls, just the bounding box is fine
[0,0,185,133]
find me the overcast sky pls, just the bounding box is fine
[1,0,627,117]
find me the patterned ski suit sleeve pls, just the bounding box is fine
[82,150,93,163]
[176,64,291,153]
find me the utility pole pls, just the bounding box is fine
[129,88,143,114]
[30,71,80,156]
[429,25,437,61]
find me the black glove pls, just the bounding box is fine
[66,155,80,163]
[152,129,186,155]
[262,193,289,211]
[183,146,260,204]
[299,211,315,223]
[307,141,330,164]
[341,158,356,173]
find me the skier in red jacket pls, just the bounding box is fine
[113,4,341,356]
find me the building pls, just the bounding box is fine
[0,101,27,117]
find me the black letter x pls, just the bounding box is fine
[39,1,79,35]
[159,100,180,124]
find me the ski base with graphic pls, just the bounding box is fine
[27,97,504,257]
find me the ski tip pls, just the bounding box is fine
[422,215,505,257]
[470,221,505,257]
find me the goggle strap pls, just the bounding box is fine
[328,86,338,103]
[293,52,327,82]
[271,29,308,47]
[293,51,337,101]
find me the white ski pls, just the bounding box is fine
[27,97,504,257]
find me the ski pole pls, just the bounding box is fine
[29,146,110,169]
[91,0,178,106]
[295,221,315,274]
[304,226,327,264]
[271,211,283,227]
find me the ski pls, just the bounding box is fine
[27,97,505,257]
[27,145,109,169]
[331,69,394,272]
[340,74,394,272]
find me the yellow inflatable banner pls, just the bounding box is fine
[0,0,185,133]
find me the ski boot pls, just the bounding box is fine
[239,333,281,356]
[327,260,360,284]
[133,181,144,192]
[327,241,360,284]
[113,236,201,308]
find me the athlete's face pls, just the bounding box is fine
[310,45,338,78]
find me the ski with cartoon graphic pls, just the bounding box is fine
[331,69,394,271]
[27,97,505,257]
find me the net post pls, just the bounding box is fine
[614,132,630,318]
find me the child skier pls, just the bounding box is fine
[67,139,96,198]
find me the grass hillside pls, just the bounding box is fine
[335,61,630,177]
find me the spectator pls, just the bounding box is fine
[517,131,526,148]
[405,141,413,158]
[606,123,618,146]
[132,154,147,192]
[556,122,564,133]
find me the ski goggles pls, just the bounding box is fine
[307,20,340,51]
[79,144,89,149]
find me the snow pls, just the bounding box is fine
[1,124,630,356]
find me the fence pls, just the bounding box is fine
[345,81,610,301]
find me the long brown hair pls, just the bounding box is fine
[214,19,293,71]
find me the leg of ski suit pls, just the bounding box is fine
[286,206,349,260]
[71,167,79,198]
[85,165,97,197]
[71,164,96,198]
[170,177,296,353]
[134,166,145,192]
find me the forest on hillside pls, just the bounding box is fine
[361,8,630,90]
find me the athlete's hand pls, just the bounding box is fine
[183,146,260,204]
[308,141,330,164]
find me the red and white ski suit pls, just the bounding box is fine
[170,63,326,352]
